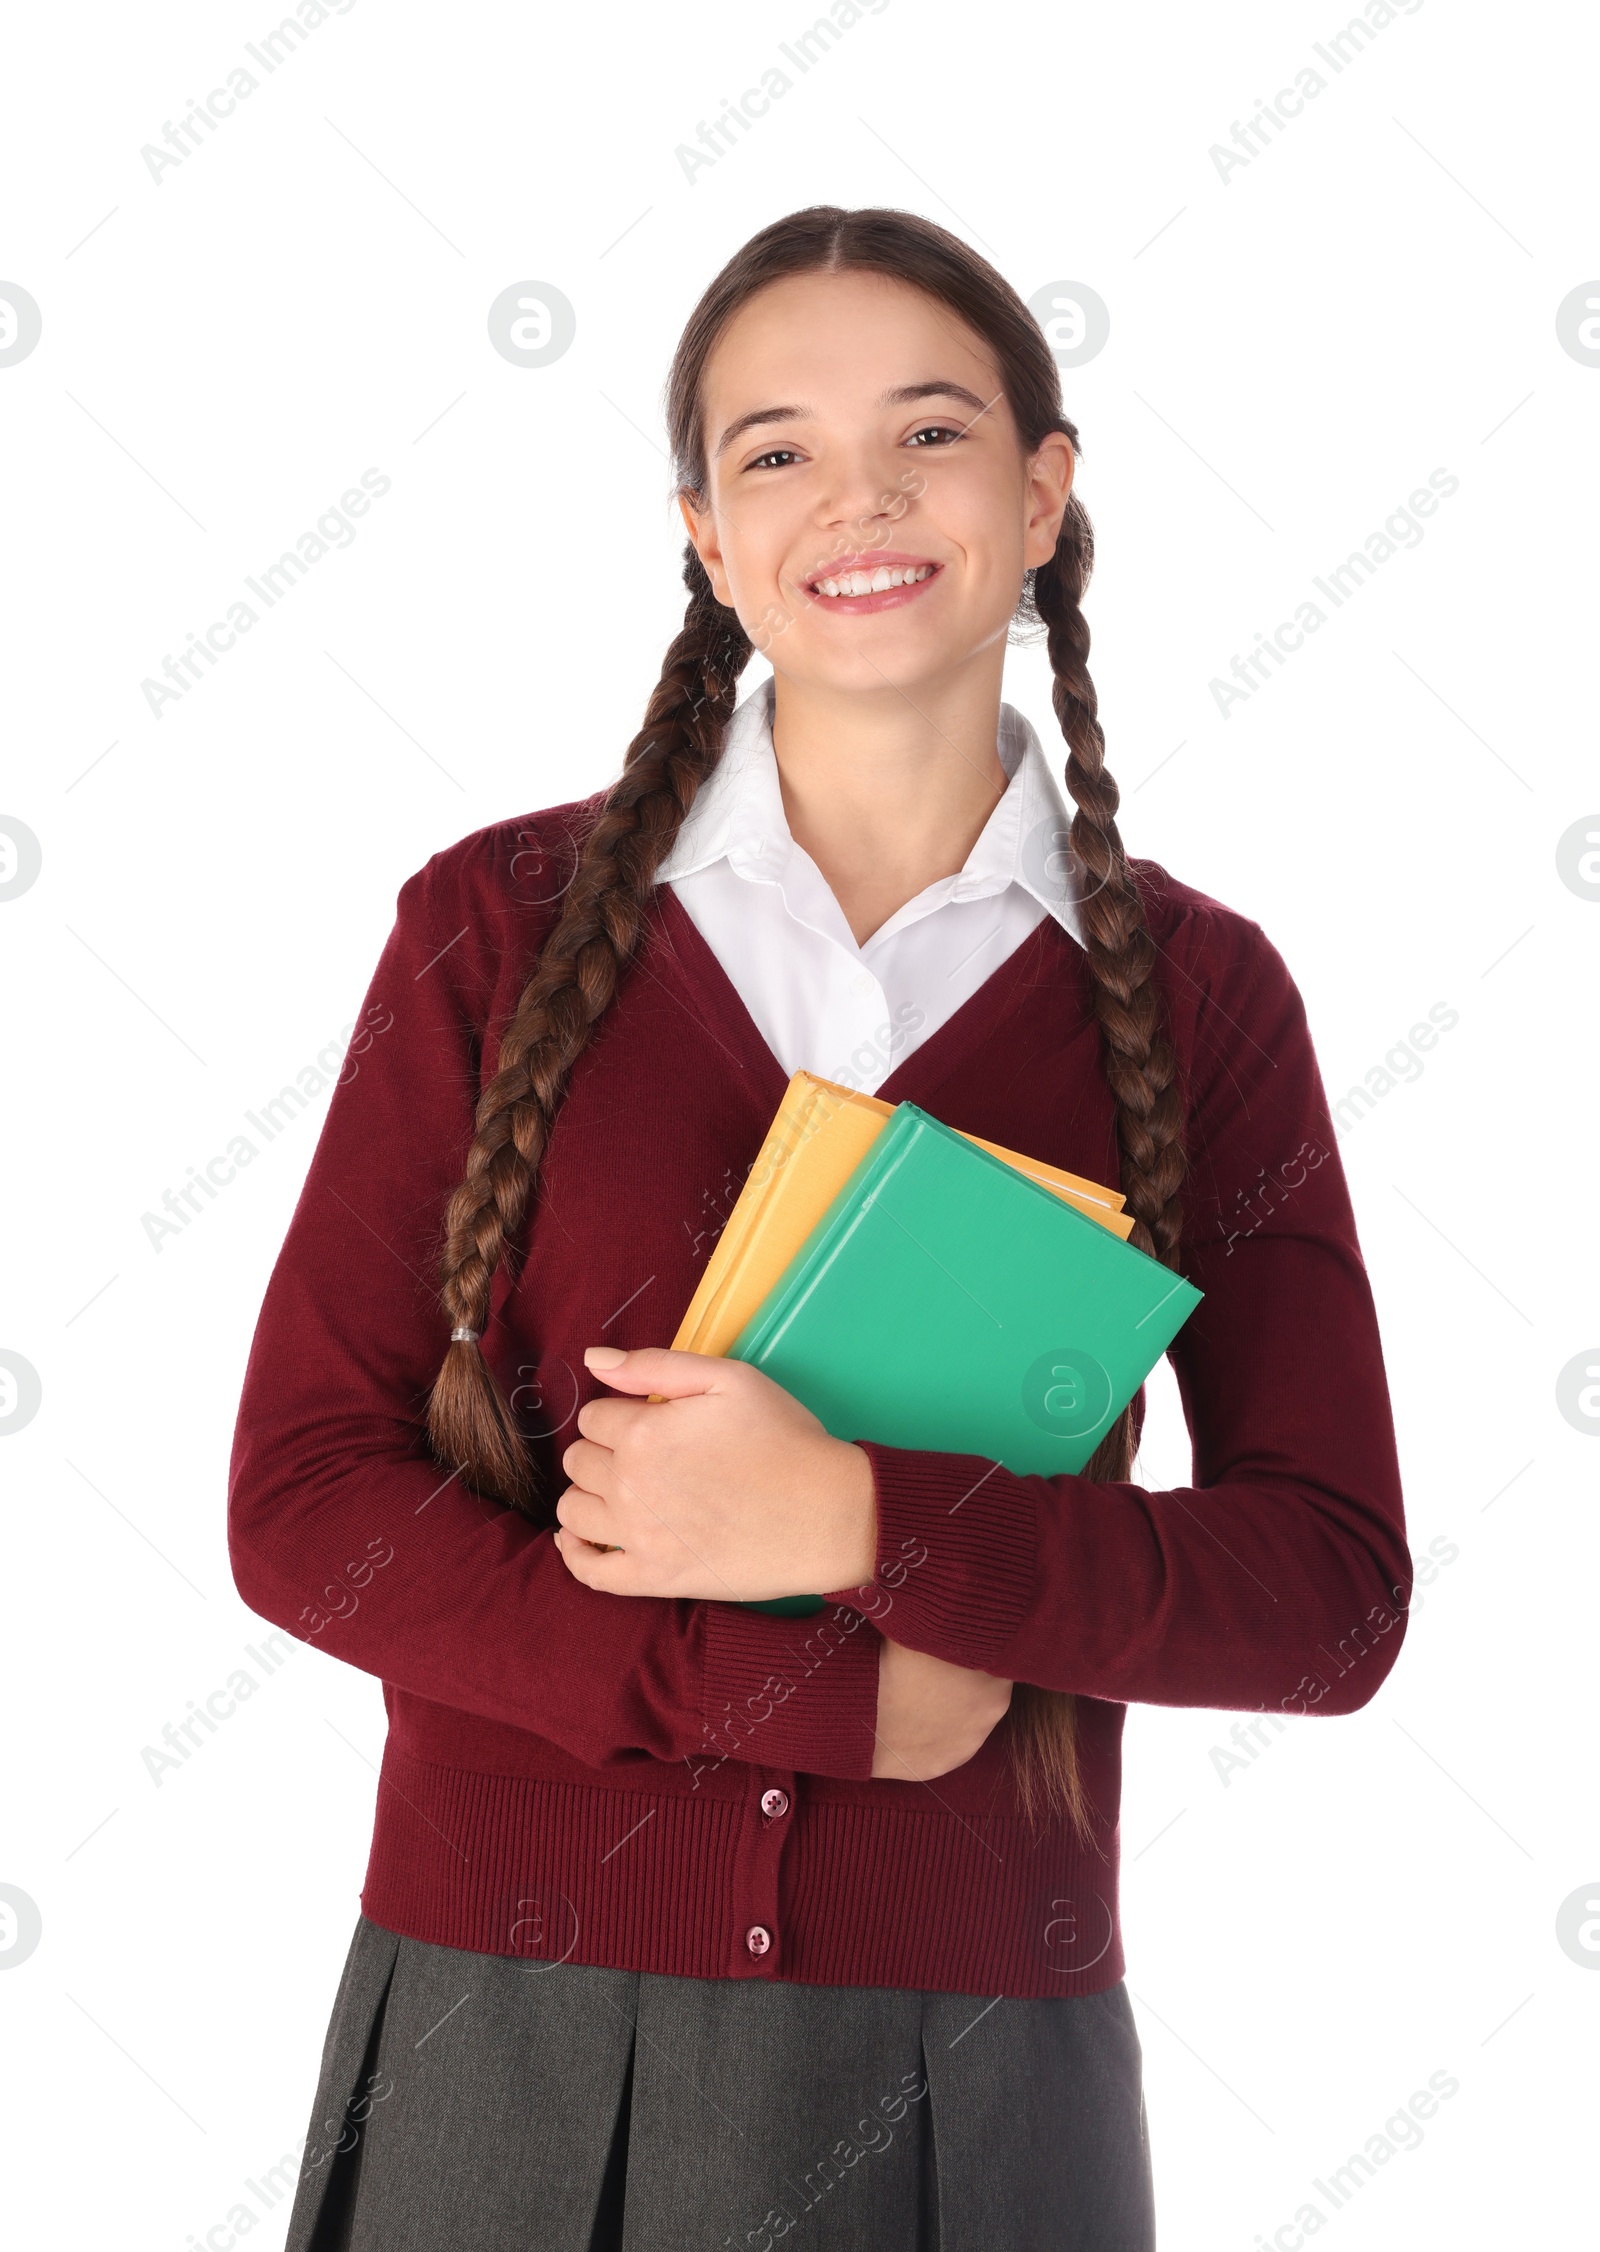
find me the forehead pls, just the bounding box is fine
[701,269,1002,414]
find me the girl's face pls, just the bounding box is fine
[680,270,1074,702]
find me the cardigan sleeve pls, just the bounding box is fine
[226,835,881,1780]
[825,903,1413,1719]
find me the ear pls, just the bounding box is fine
[1022,431,1076,570]
[678,489,732,604]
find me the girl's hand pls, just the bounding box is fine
[870,1639,1014,1781]
[553,1345,878,1602]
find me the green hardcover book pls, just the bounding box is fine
[728,1104,1203,1616]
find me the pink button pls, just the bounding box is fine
[760,1789,789,1819]
[745,1924,772,1957]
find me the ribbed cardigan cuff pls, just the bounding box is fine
[696,1600,881,1781]
[828,1443,1040,1670]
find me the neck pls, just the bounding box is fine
[767,648,1011,947]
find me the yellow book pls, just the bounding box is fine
[671,1071,1132,1361]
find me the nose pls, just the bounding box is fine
[805,454,916,572]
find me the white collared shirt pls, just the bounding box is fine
[654,675,1084,1096]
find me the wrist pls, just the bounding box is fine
[818,1437,877,1590]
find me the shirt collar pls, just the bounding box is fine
[654,675,1085,949]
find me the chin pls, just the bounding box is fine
[802,604,1013,694]
[783,636,961,699]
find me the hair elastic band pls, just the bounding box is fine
[450,1325,480,1343]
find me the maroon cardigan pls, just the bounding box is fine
[226,802,1411,1998]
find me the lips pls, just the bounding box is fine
[802,547,939,590]
[796,549,944,614]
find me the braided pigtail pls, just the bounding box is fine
[1006,478,1189,1841]
[425,549,752,1511]
[1034,494,1186,1269]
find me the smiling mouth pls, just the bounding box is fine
[809,561,938,598]
[797,549,941,603]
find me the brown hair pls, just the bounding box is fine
[427,207,1186,1843]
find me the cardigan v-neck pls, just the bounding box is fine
[228,797,1410,1998]
[649,876,1085,1120]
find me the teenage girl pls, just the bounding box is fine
[230,206,1411,2252]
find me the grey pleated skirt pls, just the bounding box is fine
[282,1914,1155,2251]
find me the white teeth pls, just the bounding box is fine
[813,564,934,598]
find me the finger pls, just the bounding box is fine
[554,1483,615,1546]
[582,1344,730,1400]
[574,1393,650,1445]
[561,1435,617,1494]
[554,1527,609,1586]
[553,1528,641,1595]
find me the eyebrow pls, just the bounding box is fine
[712,380,994,458]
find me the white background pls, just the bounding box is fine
[1,1,1596,2245]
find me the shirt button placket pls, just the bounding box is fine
[733,1769,793,1977]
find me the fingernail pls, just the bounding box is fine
[584,1345,626,1369]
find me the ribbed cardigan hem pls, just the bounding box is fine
[358,1746,1127,1999]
